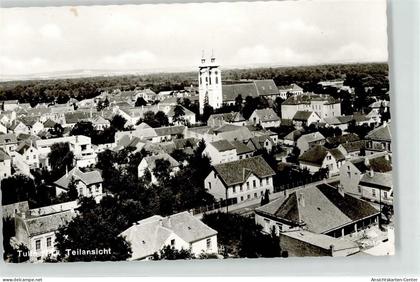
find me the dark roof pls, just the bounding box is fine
[299,145,343,165]
[24,210,76,236]
[253,80,279,96]
[282,94,339,105]
[252,108,280,122]
[326,133,360,145]
[256,184,379,233]
[0,148,11,161]
[210,140,236,152]
[366,123,391,141]
[54,167,103,190]
[154,125,186,136]
[222,83,259,102]
[43,119,57,128]
[213,155,275,186]
[339,140,366,153]
[293,111,315,121]
[230,140,254,155]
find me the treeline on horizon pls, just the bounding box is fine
[0,62,389,107]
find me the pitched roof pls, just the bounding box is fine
[222,83,259,102]
[299,145,340,165]
[230,140,254,155]
[297,132,325,144]
[121,211,217,260]
[0,133,17,145]
[256,184,379,233]
[143,153,180,170]
[54,167,103,190]
[282,230,358,251]
[0,148,11,161]
[360,171,393,190]
[213,155,275,186]
[210,139,236,152]
[154,126,186,137]
[339,140,366,153]
[24,210,76,236]
[252,108,280,122]
[293,111,316,121]
[43,119,57,128]
[366,123,391,141]
[326,133,360,145]
[253,80,279,96]
[282,94,339,105]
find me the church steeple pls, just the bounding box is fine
[198,50,222,115]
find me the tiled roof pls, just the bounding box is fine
[154,125,186,137]
[284,129,303,141]
[121,211,217,260]
[213,155,275,186]
[43,119,57,128]
[25,210,76,236]
[360,171,393,190]
[282,94,338,105]
[222,83,258,102]
[339,140,366,153]
[210,140,236,152]
[252,108,280,122]
[0,133,17,145]
[54,167,103,190]
[0,148,11,161]
[366,123,391,141]
[230,140,254,155]
[143,153,180,170]
[253,80,279,96]
[256,184,378,233]
[326,133,360,145]
[297,132,325,144]
[293,111,315,121]
[282,230,358,251]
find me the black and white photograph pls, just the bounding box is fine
[0,0,394,263]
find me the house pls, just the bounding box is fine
[204,156,275,203]
[54,167,103,200]
[296,132,325,154]
[14,209,76,262]
[278,84,304,99]
[212,124,253,142]
[365,122,392,154]
[230,140,254,160]
[219,80,278,106]
[281,94,341,120]
[279,230,359,257]
[0,148,12,180]
[337,140,366,158]
[0,133,18,155]
[137,153,180,183]
[339,152,392,197]
[1,100,19,111]
[249,108,280,128]
[324,115,354,131]
[246,135,275,153]
[283,129,303,147]
[202,139,237,164]
[9,120,30,135]
[120,211,218,260]
[359,171,393,206]
[16,141,40,169]
[298,145,345,176]
[207,112,247,128]
[0,122,7,134]
[255,183,379,239]
[89,115,110,130]
[325,133,360,148]
[292,111,321,128]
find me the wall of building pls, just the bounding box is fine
[190,235,218,256]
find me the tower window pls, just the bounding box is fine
[200,77,202,84]
[216,76,219,84]
[209,76,212,85]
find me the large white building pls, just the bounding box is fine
[198,53,223,114]
[281,94,341,120]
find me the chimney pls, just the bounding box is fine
[330,244,335,255]
[384,154,390,161]
[201,50,206,64]
[298,193,305,207]
[20,212,26,219]
[369,169,374,177]
[65,165,69,177]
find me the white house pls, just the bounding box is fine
[120,211,218,260]
[202,139,238,164]
[54,167,103,201]
[249,108,280,128]
[14,209,76,262]
[359,170,393,206]
[296,132,325,154]
[278,84,304,99]
[16,142,40,169]
[292,111,321,128]
[204,155,275,204]
[281,94,341,120]
[0,148,12,180]
[298,145,345,177]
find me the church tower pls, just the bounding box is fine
[198,50,223,115]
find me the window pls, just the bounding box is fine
[171,239,175,246]
[26,156,29,160]
[384,192,388,199]
[260,179,263,186]
[240,185,243,192]
[200,77,202,84]
[247,194,250,199]
[253,180,256,188]
[261,191,264,196]
[372,189,376,197]
[208,182,211,189]
[47,237,52,247]
[33,155,36,159]
[347,172,351,178]
[216,76,219,84]
[232,186,236,193]
[266,178,269,185]
[358,186,361,193]
[247,182,250,190]
[254,193,257,198]
[206,238,211,249]
[326,155,331,160]
[277,223,283,232]
[35,240,41,250]
[240,196,244,201]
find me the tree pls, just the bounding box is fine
[49,123,64,138]
[48,142,74,176]
[155,111,169,127]
[70,121,95,138]
[67,177,79,200]
[152,245,194,260]
[153,159,171,184]
[135,97,147,107]
[1,174,36,206]
[235,95,243,112]
[110,114,127,131]
[173,105,185,123]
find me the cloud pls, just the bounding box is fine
[39,24,62,39]
[101,50,157,69]
[330,42,388,63]
[0,56,48,75]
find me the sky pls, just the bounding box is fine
[0,0,389,77]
